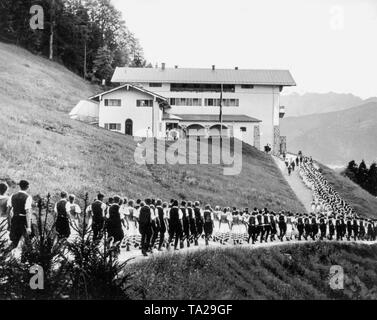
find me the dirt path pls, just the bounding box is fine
[273,155,313,213]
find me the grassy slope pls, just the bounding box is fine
[128,242,377,300]
[0,42,304,211]
[318,164,377,218]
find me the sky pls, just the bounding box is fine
[112,0,377,98]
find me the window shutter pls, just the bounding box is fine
[104,123,109,130]
[104,99,108,106]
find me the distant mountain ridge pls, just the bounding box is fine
[280,92,368,117]
[281,102,377,166]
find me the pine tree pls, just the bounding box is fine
[344,160,358,183]
[367,162,377,196]
[93,45,114,83]
[357,160,368,189]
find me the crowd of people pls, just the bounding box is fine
[1,164,376,259]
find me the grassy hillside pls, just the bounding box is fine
[0,42,304,211]
[318,164,377,218]
[128,242,377,300]
[281,102,377,166]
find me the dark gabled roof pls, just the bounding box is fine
[88,83,168,101]
[112,67,296,86]
[163,114,261,123]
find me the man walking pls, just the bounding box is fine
[168,200,183,250]
[139,199,152,256]
[86,193,107,241]
[7,180,33,248]
[54,191,71,239]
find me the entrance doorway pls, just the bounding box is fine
[125,119,133,135]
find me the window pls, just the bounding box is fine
[241,84,254,89]
[169,98,202,106]
[240,127,247,132]
[137,99,153,107]
[204,98,239,107]
[105,123,121,131]
[171,83,235,92]
[150,83,162,87]
[104,99,121,107]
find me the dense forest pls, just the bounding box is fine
[343,160,377,197]
[0,0,149,83]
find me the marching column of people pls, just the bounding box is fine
[1,173,377,257]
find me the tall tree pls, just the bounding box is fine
[367,162,377,196]
[93,45,113,83]
[357,160,368,189]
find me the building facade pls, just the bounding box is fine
[89,65,295,154]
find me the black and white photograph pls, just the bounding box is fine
[1,0,377,308]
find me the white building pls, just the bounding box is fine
[89,65,295,154]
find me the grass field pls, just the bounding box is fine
[0,42,304,211]
[127,242,377,300]
[318,164,377,218]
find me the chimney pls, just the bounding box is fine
[235,66,238,70]
[212,65,215,71]
[161,63,166,70]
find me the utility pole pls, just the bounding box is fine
[49,0,55,60]
[83,34,87,79]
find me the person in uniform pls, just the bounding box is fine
[248,211,257,244]
[335,216,342,241]
[138,199,152,256]
[328,216,335,240]
[340,216,347,240]
[203,204,214,246]
[346,218,353,241]
[352,216,359,241]
[187,201,196,244]
[86,193,107,241]
[193,201,203,246]
[54,191,71,239]
[296,214,304,240]
[359,219,366,240]
[181,201,190,248]
[168,200,183,250]
[269,211,277,241]
[149,203,160,251]
[106,196,126,245]
[156,200,167,251]
[256,210,263,242]
[319,215,327,240]
[262,210,271,242]
[304,214,311,240]
[310,214,318,240]
[7,180,33,248]
[278,211,287,241]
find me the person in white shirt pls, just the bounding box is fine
[86,193,107,241]
[66,194,82,232]
[0,182,10,231]
[7,180,33,248]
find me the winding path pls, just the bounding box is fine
[272,155,313,213]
